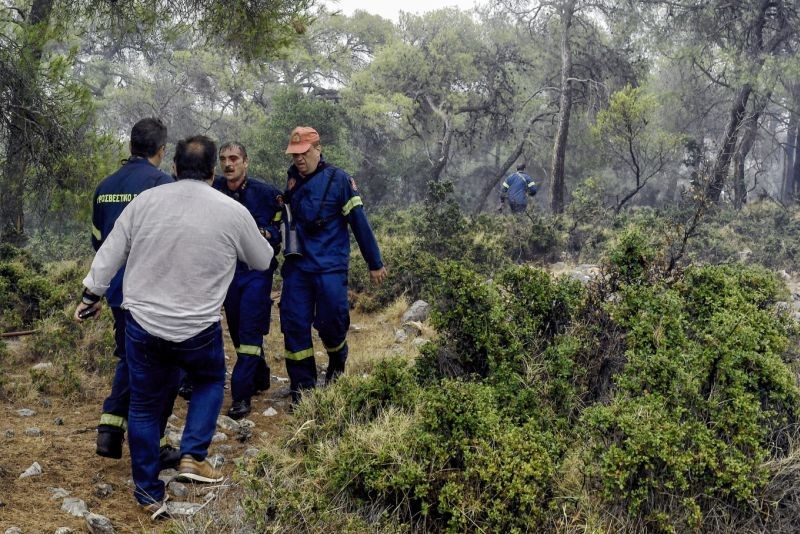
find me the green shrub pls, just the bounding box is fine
[584,262,800,530]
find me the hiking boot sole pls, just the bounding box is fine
[176,471,224,483]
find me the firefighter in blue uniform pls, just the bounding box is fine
[280,126,388,403]
[500,163,537,213]
[92,117,179,466]
[213,142,283,420]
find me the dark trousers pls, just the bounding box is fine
[225,269,274,402]
[279,265,349,396]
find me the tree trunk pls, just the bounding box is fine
[548,0,576,215]
[708,83,752,202]
[0,0,54,243]
[732,92,769,208]
[783,114,797,202]
[794,125,800,201]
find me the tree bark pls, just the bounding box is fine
[782,113,797,202]
[732,91,769,208]
[548,0,576,214]
[0,0,54,243]
[708,82,752,202]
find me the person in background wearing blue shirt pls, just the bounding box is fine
[280,126,387,404]
[213,142,283,420]
[91,118,180,468]
[499,163,538,213]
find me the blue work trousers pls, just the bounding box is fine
[99,307,176,437]
[225,269,274,402]
[279,266,350,395]
[125,313,225,506]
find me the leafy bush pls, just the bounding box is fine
[584,260,799,530]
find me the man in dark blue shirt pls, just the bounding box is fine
[280,126,387,404]
[213,142,283,420]
[92,118,179,466]
[500,163,538,213]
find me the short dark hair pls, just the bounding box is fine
[130,118,167,158]
[174,135,216,181]
[219,142,247,159]
[516,163,526,171]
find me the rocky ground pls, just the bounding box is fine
[0,293,431,533]
[1,350,291,533]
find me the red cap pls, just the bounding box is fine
[285,126,320,154]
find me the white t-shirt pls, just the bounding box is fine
[83,179,273,342]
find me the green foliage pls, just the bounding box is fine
[0,244,75,331]
[584,260,799,530]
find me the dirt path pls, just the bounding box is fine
[0,305,294,533]
[0,361,291,533]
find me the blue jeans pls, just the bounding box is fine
[125,312,225,505]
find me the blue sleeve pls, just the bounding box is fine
[340,173,383,270]
[264,185,283,251]
[91,189,102,252]
[526,174,538,196]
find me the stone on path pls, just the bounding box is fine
[49,487,70,499]
[168,480,189,498]
[61,497,88,517]
[25,427,43,437]
[85,512,116,534]
[216,415,240,432]
[5,527,22,534]
[401,300,430,323]
[15,408,36,417]
[55,528,73,534]
[94,483,114,498]
[262,407,278,417]
[19,461,42,478]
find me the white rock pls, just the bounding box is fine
[55,528,73,534]
[211,431,227,443]
[20,461,42,478]
[32,362,53,371]
[262,407,278,417]
[349,323,364,332]
[15,408,36,417]
[61,497,88,517]
[25,427,43,437]
[216,415,240,432]
[166,501,203,516]
[5,527,22,534]
[208,454,225,468]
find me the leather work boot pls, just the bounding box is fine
[176,455,224,483]
[227,399,251,420]
[96,429,124,459]
[255,365,271,394]
[159,444,181,470]
[325,358,346,385]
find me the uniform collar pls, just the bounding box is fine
[288,158,328,182]
[222,177,248,201]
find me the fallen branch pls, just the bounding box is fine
[0,328,40,338]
